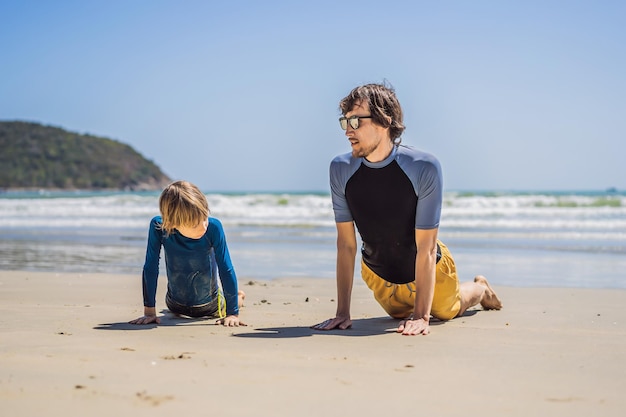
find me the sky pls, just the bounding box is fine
[1,0,624,192]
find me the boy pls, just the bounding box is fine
[130,180,244,326]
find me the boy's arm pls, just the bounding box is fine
[209,218,240,317]
[130,217,162,325]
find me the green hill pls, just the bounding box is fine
[0,121,172,190]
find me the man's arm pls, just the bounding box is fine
[397,227,439,335]
[335,221,357,319]
[311,221,357,330]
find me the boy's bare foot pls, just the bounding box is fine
[238,290,246,308]
[474,275,503,310]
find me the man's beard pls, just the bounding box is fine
[351,142,377,159]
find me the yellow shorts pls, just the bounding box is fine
[361,241,461,321]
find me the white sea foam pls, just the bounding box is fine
[1,190,625,284]
[1,191,623,237]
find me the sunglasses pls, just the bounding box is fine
[339,115,372,130]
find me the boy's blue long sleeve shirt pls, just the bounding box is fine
[142,216,239,316]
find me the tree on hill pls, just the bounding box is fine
[0,121,172,190]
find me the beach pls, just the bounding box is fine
[2,190,625,415]
[2,270,625,416]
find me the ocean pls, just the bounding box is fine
[1,189,624,289]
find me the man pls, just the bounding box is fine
[312,83,502,336]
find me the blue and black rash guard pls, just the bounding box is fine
[330,145,443,284]
[142,216,239,316]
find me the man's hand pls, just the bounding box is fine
[216,315,246,327]
[311,316,352,330]
[129,315,160,325]
[397,318,430,336]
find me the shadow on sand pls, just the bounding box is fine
[231,315,452,339]
[94,310,476,334]
[93,309,221,331]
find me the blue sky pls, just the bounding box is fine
[1,1,624,192]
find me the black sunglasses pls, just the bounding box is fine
[339,115,372,130]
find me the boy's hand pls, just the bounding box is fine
[216,315,246,327]
[129,306,160,325]
[129,315,160,325]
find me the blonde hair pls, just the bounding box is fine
[158,180,209,235]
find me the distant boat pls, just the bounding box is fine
[606,187,618,193]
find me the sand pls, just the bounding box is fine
[1,270,625,417]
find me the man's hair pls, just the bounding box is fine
[339,82,406,141]
[158,180,209,235]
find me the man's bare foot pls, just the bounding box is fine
[238,290,246,308]
[474,275,503,310]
